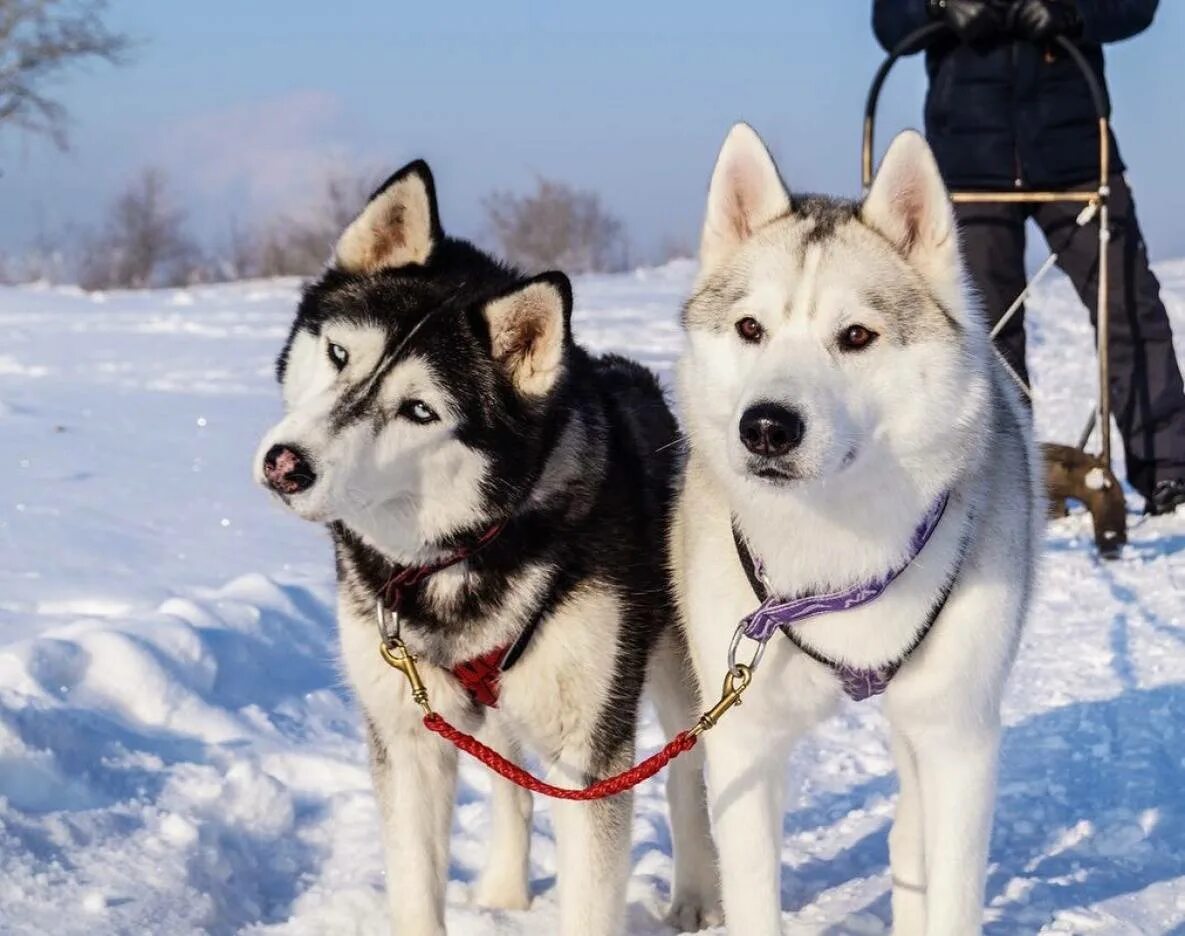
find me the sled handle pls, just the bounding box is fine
[861,22,1112,193]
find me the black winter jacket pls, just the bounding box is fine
[872,0,1157,189]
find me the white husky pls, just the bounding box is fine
[671,123,1042,935]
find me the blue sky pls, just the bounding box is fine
[2,1,1183,261]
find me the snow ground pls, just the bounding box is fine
[1,261,1184,935]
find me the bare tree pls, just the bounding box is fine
[0,0,130,147]
[484,177,628,275]
[239,170,377,278]
[78,167,199,290]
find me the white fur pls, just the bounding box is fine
[255,330,490,557]
[673,125,1042,935]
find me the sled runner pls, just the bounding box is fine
[862,22,1126,557]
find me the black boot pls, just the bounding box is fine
[1147,479,1185,516]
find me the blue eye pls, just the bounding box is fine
[327,342,349,369]
[399,400,439,424]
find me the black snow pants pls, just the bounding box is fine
[956,173,1185,499]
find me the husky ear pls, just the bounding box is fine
[334,160,442,273]
[861,131,960,298]
[700,122,791,272]
[483,272,571,397]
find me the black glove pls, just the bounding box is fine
[927,0,1009,43]
[1008,0,1084,41]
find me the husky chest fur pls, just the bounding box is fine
[672,125,1041,936]
[255,161,719,936]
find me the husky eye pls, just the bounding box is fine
[399,399,439,425]
[735,317,765,344]
[327,342,349,370]
[839,324,878,352]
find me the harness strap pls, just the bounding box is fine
[731,503,970,701]
[379,519,543,708]
[450,646,509,708]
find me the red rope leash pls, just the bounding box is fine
[379,634,750,801]
[423,713,698,800]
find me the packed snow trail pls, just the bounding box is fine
[1,263,1184,934]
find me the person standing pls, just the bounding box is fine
[872,0,1185,515]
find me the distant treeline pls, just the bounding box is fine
[0,3,692,290]
[0,167,678,290]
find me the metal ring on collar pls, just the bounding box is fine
[728,621,768,677]
[375,600,401,646]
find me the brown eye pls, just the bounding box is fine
[735,317,765,344]
[839,324,877,352]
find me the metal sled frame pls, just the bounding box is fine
[863,22,1124,552]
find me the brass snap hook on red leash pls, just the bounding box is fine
[376,622,754,801]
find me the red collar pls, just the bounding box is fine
[380,520,506,611]
[380,521,513,708]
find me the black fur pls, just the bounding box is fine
[794,193,861,245]
[279,164,681,778]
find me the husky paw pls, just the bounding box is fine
[665,895,724,932]
[473,872,531,912]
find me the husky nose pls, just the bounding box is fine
[739,403,805,458]
[263,444,316,494]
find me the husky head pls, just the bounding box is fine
[254,160,574,559]
[680,123,991,510]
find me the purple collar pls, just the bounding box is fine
[732,493,951,701]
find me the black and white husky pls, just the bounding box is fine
[254,161,719,936]
[671,125,1042,935]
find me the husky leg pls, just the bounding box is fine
[703,723,786,936]
[472,717,533,911]
[547,745,634,936]
[910,720,1001,936]
[888,729,927,936]
[649,633,723,930]
[367,718,458,936]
